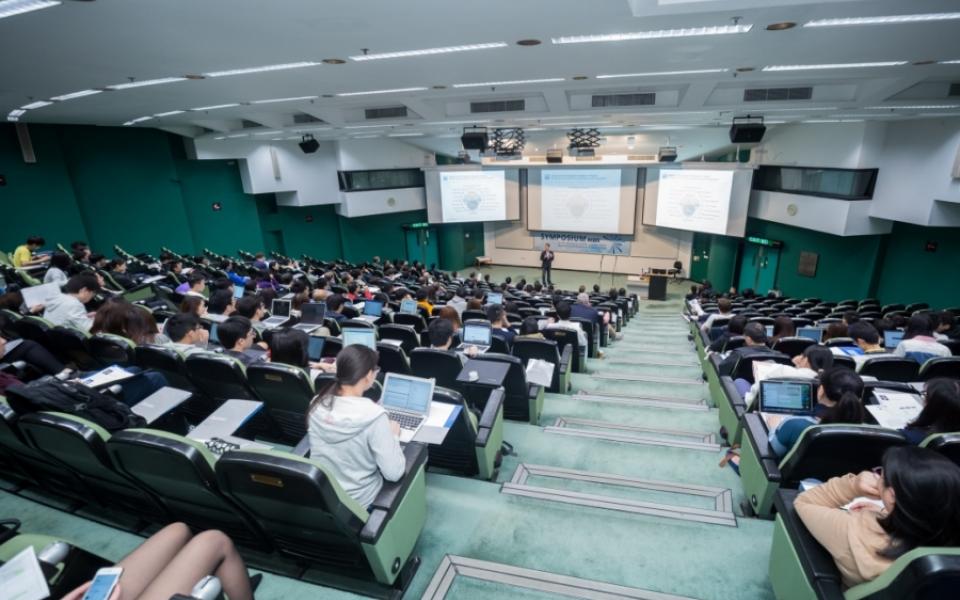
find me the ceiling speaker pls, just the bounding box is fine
[461,126,489,151]
[729,116,766,143]
[298,134,320,154]
[546,149,563,163]
[658,146,678,162]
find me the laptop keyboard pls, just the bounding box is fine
[388,412,424,430]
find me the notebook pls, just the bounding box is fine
[796,327,824,343]
[884,330,905,350]
[380,373,435,443]
[342,327,377,350]
[457,322,492,353]
[759,380,815,430]
[399,298,419,315]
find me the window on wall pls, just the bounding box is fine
[753,165,878,200]
[338,168,425,192]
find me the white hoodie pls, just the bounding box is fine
[308,395,406,508]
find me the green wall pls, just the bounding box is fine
[438,222,484,271]
[875,222,960,308]
[338,209,428,264]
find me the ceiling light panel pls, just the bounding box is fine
[50,89,102,101]
[336,87,428,97]
[153,110,185,117]
[122,116,153,126]
[250,96,319,104]
[7,109,26,121]
[452,78,565,88]
[938,59,960,64]
[190,103,241,111]
[349,42,507,61]
[203,62,320,77]
[388,132,424,137]
[21,100,52,109]
[552,24,752,44]
[596,68,729,79]
[0,0,59,20]
[864,104,959,110]
[804,12,960,27]
[106,77,187,90]
[762,61,907,71]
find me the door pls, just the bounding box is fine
[404,227,439,268]
[689,233,711,282]
[738,244,780,294]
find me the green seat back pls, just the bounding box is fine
[424,387,479,476]
[246,363,314,444]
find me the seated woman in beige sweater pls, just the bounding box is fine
[795,446,960,588]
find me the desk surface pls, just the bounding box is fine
[457,359,510,387]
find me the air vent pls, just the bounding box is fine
[627,154,658,161]
[470,99,526,113]
[365,106,408,119]
[591,93,655,107]
[744,87,813,102]
[575,155,602,161]
[293,112,325,124]
[949,82,960,97]
[527,156,547,163]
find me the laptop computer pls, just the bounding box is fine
[399,298,419,315]
[457,322,492,353]
[796,327,824,343]
[487,292,503,306]
[261,299,292,329]
[765,325,774,337]
[209,322,221,346]
[758,380,815,430]
[233,286,245,299]
[307,336,325,361]
[356,300,384,323]
[293,302,326,333]
[342,327,377,350]
[380,373,435,443]
[884,330,905,350]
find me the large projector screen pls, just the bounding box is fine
[642,168,752,237]
[527,168,637,235]
[438,171,506,223]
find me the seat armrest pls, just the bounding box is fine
[478,388,504,431]
[744,413,781,483]
[526,382,543,400]
[558,345,572,374]
[292,435,311,457]
[773,490,845,586]
[708,353,723,375]
[368,442,428,514]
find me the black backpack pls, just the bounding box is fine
[5,376,146,432]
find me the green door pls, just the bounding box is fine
[738,243,780,294]
[405,227,439,268]
[690,233,711,282]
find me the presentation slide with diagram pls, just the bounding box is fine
[654,169,735,235]
[439,170,506,223]
[540,169,622,234]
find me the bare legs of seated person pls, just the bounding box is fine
[63,523,256,600]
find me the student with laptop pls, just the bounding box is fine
[236,295,268,331]
[292,301,329,334]
[326,294,349,323]
[217,316,265,366]
[398,297,419,316]
[848,321,889,357]
[487,304,516,346]
[768,367,865,458]
[257,298,292,329]
[40,272,101,331]
[267,328,335,374]
[892,315,951,364]
[356,299,384,323]
[900,378,960,445]
[742,345,834,407]
[718,323,780,377]
[307,345,406,507]
[429,318,477,363]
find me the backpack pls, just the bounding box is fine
[5,376,147,432]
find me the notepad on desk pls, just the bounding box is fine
[78,365,136,388]
[866,391,923,430]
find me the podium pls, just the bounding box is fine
[648,275,668,301]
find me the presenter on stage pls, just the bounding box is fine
[540,243,555,286]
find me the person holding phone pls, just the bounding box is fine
[539,243,555,286]
[62,523,258,600]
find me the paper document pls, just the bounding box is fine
[20,282,61,309]
[867,391,923,430]
[525,359,555,388]
[424,401,461,429]
[379,338,404,347]
[79,365,136,388]
[843,497,885,512]
[752,361,784,384]
[140,275,166,284]
[0,546,50,600]
[188,399,263,441]
[132,386,193,423]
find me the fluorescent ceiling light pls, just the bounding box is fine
[21,100,52,109]
[297,126,332,132]
[938,59,960,64]
[254,130,282,135]
[50,89,102,101]
[552,24,752,44]
[250,95,318,104]
[336,87,428,97]
[153,110,185,117]
[226,133,248,138]
[191,103,240,111]
[203,62,320,78]
[541,122,610,127]
[7,109,26,121]
[352,134,382,139]
[596,68,729,79]
[762,61,907,71]
[804,12,960,27]
[343,124,394,129]
[864,104,959,110]
[750,106,838,112]
[107,77,187,90]
[802,119,864,123]
[422,119,491,125]
[0,0,60,20]
[213,136,226,140]
[350,42,507,61]
[452,78,565,88]
[388,132,424,137]
[122,116,153,126]
[524,127,546,131]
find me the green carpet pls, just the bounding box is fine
[0,285,776,599]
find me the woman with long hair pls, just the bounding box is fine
[307,345,405,506]
[902,378,960,444]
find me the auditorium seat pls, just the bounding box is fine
[769,489,960,600]
[772,337,816,358]
[216,444,427,595]
[322,317,343,337]
[341,318,377,332]
[184,353,257,401]
[723,336,747,352]
[859,356,920,383]
[731,352,793,384]
[512,338,572,394]
[542,328,584,373]
[824,337,856,348]
[919,357,960,380]
[738,417,908,518]
[920,432,960,468]
[461,309,487,322]
[717,374,747,446]
[246,362,314,445]
[46,326,98,371]
[409,348,463,390]
[393,312,426,333]
[832,355,857,371]
[10,315,54,346]
[570,317,598,358]
[425,387,503,480]
[375,342,412,376]
[472,353,544,425]
[134,344,195,391]
[88,333,136,367]
[377,324,420,355]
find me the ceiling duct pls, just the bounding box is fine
[591,92,655,107]
[744,87,813,102]
[470,99,526,113]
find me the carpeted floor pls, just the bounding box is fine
[0,274,776,599]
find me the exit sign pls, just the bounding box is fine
[746,236,783,248]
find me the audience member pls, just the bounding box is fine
[486,304,516,346]
[901,378,960,444]
[893,315,951,364]
[43,251,71,286]
[12,236,50,268]
[106,259,136,289]
[717,323,779,377]
[0,335,65,376]
[236,296,267,330]
[848,321,887,356]
[447,287,467,316]
[934,311,960,340]
[216,316,261,366]
[176,273,207,298]
[708,315,747,353]
[769,316,796,345]
[325,294,348,323]
[179,295,207,317]
[428,317,476,362]
[545,301,588,351]
[436,306,462,332]
[742,345,834,406]
[41,272,101,331]
[207,289,237,317]
[518,316,545,340]
[701,298,733,333]
[163,313,208,357]
[92,301,161,345]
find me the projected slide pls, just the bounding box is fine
[541,169,622,234]
[655,170,735,235]
[439,171,506,223]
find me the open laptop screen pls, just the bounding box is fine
[209,323,220,345]
[760,380,814,414]
[307,336,325,361]
[399,299,418,315]
[381,374,433,414]
[463,323,492,346]
[487,292,503,306]
[364,300,384,317]
[301,302,327,324]
[796,327,823,343]
[342,328,376,350]
[233,286,245,299]
[271,299,291,318]
[884,330,905,349]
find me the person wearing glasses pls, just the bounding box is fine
[307,345,405,507]
[795,446,960,588]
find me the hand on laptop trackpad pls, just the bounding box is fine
[763,414,787,430]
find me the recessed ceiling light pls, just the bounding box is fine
[349,42,507,61]
[864,104,959,110]
[452,77,564,88]
[107,77,187,90]
[552,24,752,44]
[190,103,241,111]
[203,62,321,77]
[422,119,491,125]
[253,130,282,135]
[736,67,755,72]
[0,0,60,20]
[50,89,102,101]
[352,134,382,139]
[21,100,52,109]
[802,119,863,123]
[322,58,346,65]
[250,95,319,104]
[596,68,728,79]
[762,61,907,71]
[766,22,796,31]
[336,87,428,97]
[572,75,589,80]
[226,133,248,138]
[804,12,960,27]
[344,124,394,129]
[516,39,541,46]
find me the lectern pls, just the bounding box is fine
[648,275,668,301]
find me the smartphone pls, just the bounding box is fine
[83,567,123,600]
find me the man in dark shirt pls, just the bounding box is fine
[217,316,262,366]
[487,304,516,346]
[718,322,779,377]
[539,243,555,286]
